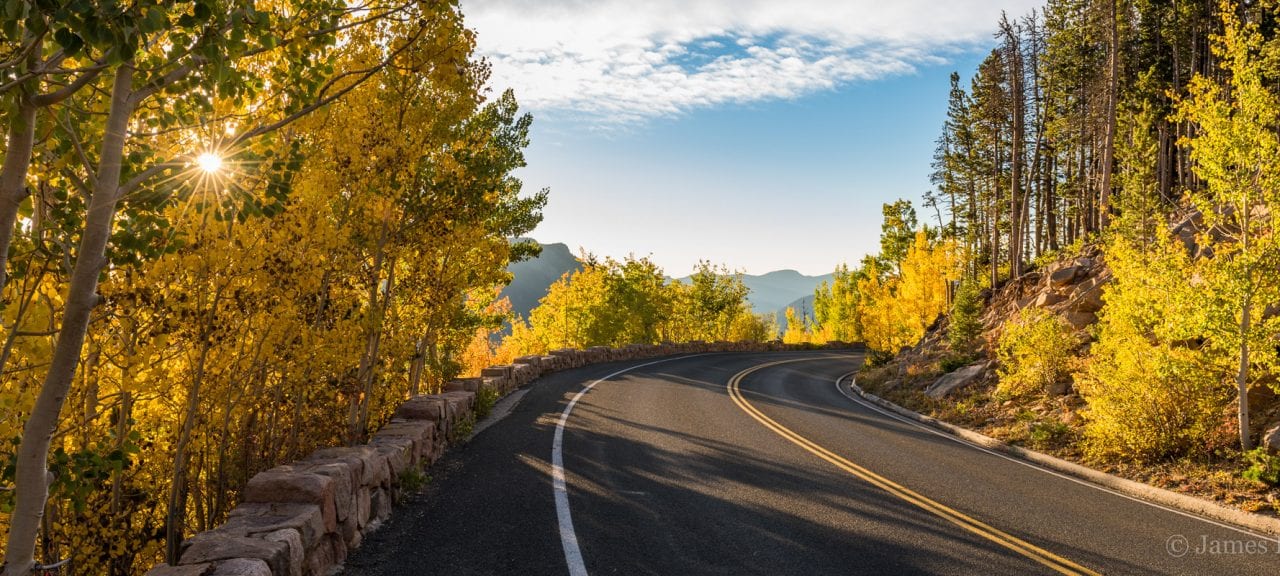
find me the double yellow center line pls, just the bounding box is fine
[726,359,1100,576]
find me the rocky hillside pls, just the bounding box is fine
[861,243,1280,516]
[886,244,1109,398]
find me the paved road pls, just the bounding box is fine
[345,352,1280,575]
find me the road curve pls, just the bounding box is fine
[345,352,1279,575]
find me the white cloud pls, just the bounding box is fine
[463,0,1042,124]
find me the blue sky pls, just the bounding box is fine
[463,0,1042,276]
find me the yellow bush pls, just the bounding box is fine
[1077,346,1229,462]
[995,308,1075,398]
[1077,236,1232,462]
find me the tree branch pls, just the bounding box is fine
[33,64,108,106]
[116,163,179,200]
[55,111,98,182]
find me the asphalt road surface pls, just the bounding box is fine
[345,352,1280,575]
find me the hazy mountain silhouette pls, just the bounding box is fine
[674,269,832,322]
[501,242,581,320]
[776,294,818,333]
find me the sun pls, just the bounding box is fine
[196,152,224,174]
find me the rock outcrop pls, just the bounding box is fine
[880,244,1113,407]
[1264,423,1280,454]
[989,246,1110,337]
[925,362,991,399]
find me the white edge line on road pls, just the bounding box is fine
[832,372,1278,543]
[552,354,709,576]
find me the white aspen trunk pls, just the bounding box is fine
[166,336,212,563]
[1238,297,1253,451]
[349,221,390,444]
[2,64,134,576]
[0,87,39,300]
[409,335,428,396]
[1238,201,1253,452]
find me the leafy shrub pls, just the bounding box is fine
[948,281,983,352]
[865,349,895,368]
[1077,235,1232,462]
[399,468,431,492]
[939,353,977,374]
[475,385,500,420]
[1027,420,1071,449]
[1078,348,1228,462]
[1242,448,1280,486]
[451,414,475,442]
[995,308,1075,398]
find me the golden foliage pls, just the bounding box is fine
[0,5,543,571]
[501,258,774,355]
[995,308,1075,398]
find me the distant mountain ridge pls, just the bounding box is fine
[675,269,831,315]
[738,269,832,315]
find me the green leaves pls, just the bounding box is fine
[140,5,168,34]
[52,27,83,55]
[47,440,139,514]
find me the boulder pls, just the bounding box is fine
[373,420,436,462]
[393,395,448,423]
[1049,265,1082,288]
[1047,376,1072,396]
[1264,423,1280,454]
[301,462,354,524]
[371,437,412,479]
[443,378,482,393]
[309,445,387,488]
[261,529,304,576]
[325,532,348,567]
[304,537,338,576]
[1068,275,1107,313]
[354,485,372,527]
[512,363,538,386]
[513,355,543,369]
[1064,311,1098,331]
[370,487,393,522]
[481,365,513,379]
[1175,224,1199,256]
[925,363,989,399]
[1034,292,1066,308]
[441,390,476,415]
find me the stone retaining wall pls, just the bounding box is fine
[146,341,862,576]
